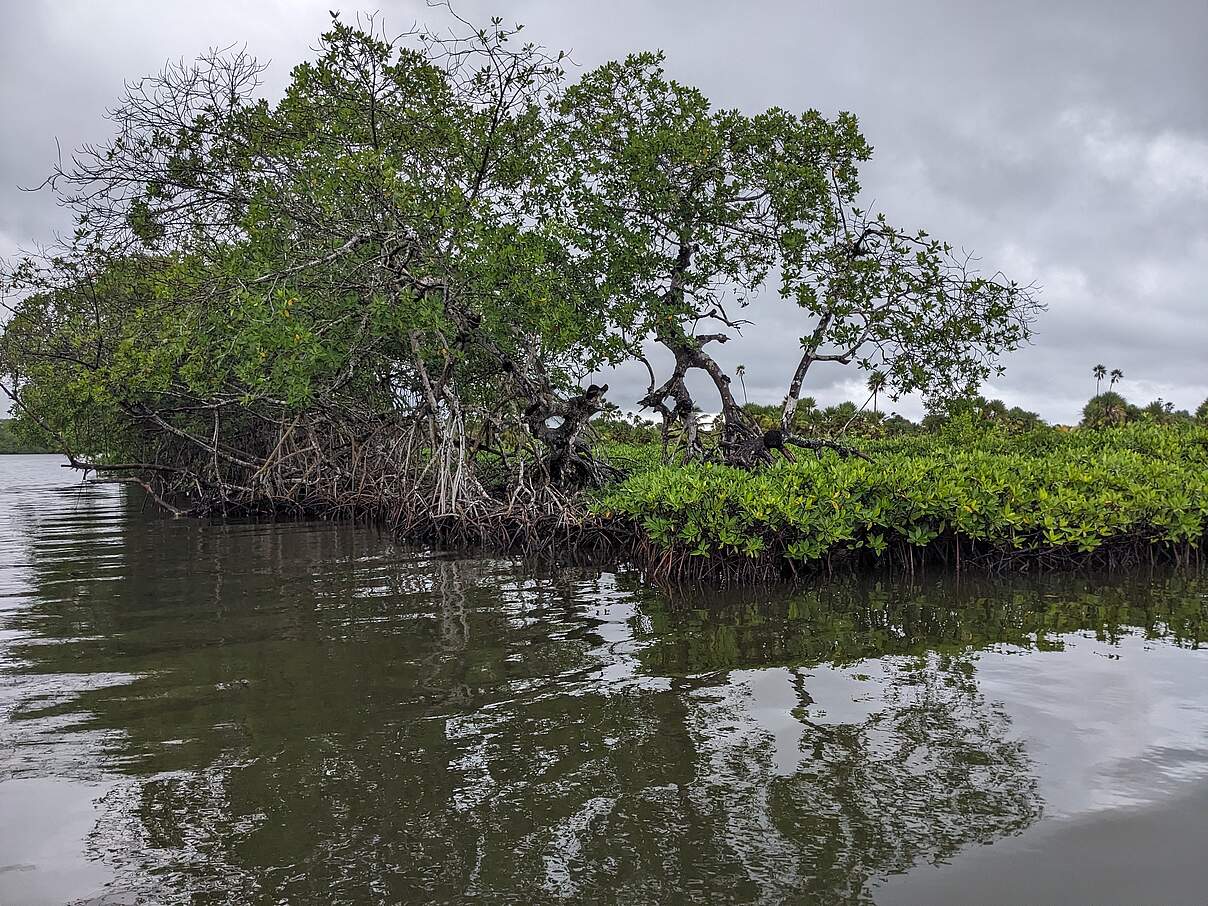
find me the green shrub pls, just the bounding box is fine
[596,423,1208,567]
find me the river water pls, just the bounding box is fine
[1,454,1206,905]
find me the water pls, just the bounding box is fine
[1,454,1206,905]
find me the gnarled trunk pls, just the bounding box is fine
[524,382,616,488]
[641,329,867,469]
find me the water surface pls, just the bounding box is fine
[2,454,1206,904]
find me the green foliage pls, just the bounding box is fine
[1198,398,1208,423]
[1,11,1038,516]
[597,424,1208,565]
[0,418,52,453]
[1081,391,1192,429]
[560,52,1039,418]
[741,402,789,431]
[741,393,1040,443]
[1081,391,1133,428]
[0,17,605,477]
[741,399,914,439]
[923,395,1043,434]
[1138,398,1192,425]
[591,408,661,445]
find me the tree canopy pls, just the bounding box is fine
[0,13,1041,524]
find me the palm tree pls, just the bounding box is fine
[1093,364,1107,395]
[1082,390,1129,427]
[1109,368,1123,390]
[867,370,887,414]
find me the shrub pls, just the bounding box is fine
[596,423,1208,572]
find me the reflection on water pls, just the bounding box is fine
[1,455,1206,905]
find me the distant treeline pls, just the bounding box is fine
[1080,391,1208,429]
[0,418,53,454]
[591,391,1208,446]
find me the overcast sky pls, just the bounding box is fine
[2,0,1205,422]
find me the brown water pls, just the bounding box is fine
[1,453,1207,905]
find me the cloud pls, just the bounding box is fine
[1072,110,1208,200]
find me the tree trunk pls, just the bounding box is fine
[523,382,616,488]
[780,313,832,433]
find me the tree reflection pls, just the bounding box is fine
[4,498,1206,903]
[666,655,1040,902]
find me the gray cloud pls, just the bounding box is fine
[2,0,1205,423]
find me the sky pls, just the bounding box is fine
[1,0,1205,423]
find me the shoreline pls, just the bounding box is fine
[20,419,1208,588]
[69,478,1208,587]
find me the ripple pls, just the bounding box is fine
[2,455,1208,904]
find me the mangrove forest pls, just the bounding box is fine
[1,14,1204,582]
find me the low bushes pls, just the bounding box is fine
[596,424,1208,579]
